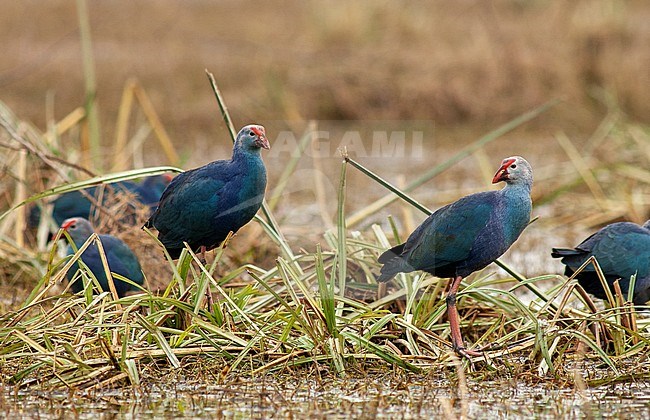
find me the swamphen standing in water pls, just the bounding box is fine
[377,156,533,357]
[61,217,144,297]
[551,221,650,305]
[144,125,270,260]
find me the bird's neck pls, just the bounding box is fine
[501,180,532,198]
[69,234,91,249]
[232,145,262,162]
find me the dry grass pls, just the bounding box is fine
[1,0,649,146]
[1,2,650,416]
[0,88,649,397]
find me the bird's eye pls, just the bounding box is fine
[510,164,517,169]
[248,131,255,136]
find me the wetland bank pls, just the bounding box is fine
[2,0,650,418]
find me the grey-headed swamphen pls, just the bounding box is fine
[31,174,172,227]
[62,217,144,297]
[551,220,650,305]
[377,156,533,357]
[144,125,270,260]
[132,174,174,209]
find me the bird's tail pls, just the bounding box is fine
[377,271,396,283]
[550,247,585,278]
[378,243,405,263]
[376,243,411,283]
[550,247,581,259]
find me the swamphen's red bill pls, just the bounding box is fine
[377,155,533,358]
[249,125,270,150]
[492,157,518,184]
[144,124,270,260]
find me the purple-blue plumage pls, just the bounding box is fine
[62,217,144,297]
[129,174,174,210]
[552,221,650,305]
[144,125,270,259]
[30,174,172,228]
[377,156,533,356]
[378,156,533,282]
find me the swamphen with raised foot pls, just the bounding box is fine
[61,217,144,297]
[144,125,270,260]
[551,221,650,305]
[377,156,533,357]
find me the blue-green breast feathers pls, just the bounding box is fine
[378,156,533,283]
[144,125,270,259]
[63,217,143,297]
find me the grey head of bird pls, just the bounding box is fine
[61,217,95,244]
[643,220,650,230]
[492,156,533,187]
[235,124,270,152]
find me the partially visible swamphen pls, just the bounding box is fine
[31,174,172,227]
[132,174,174,209]
[62,217,144,297]
[377,156,533,357]
[551,221,650,305]
[144,125,270,260]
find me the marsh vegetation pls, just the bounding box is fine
[1,1,650,418]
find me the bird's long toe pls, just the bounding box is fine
[453,344,483,359]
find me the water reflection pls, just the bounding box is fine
[3,376,649,418]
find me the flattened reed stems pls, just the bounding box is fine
[1,83,649,392]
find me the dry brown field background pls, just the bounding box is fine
[1,0,649,143]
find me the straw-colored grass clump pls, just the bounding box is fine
[1,82,650,392]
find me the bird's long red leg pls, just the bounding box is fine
[446,275,481,358]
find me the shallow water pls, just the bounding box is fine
[3,376,650,419]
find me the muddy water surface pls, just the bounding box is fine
[3,376,649,418]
